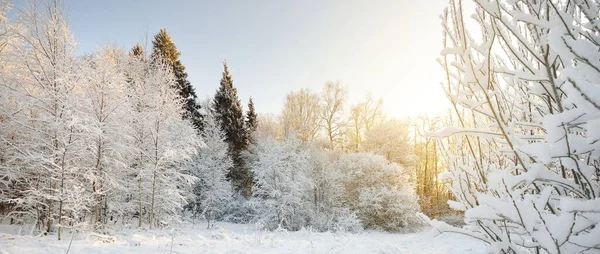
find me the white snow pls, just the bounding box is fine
[0,223,485,254]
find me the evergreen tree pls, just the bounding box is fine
[130,43,144,59]
[213,61,251,198]
[150,28,203,131]
[246,97,258,134]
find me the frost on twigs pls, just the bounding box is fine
[428,127,458,138]
[430,0,600,253]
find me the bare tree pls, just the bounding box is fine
[359,94,384,133]
[347,104,363,152]
[344,94,384,152]
[255,113,283,140]
[319,81,347,148]
[282,88,322,143]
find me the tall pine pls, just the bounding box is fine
[151,28,203,131]
[213,61,252,198]
[246,97,258,134]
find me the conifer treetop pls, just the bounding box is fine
[151,28,181,67]
[246,97,258,133]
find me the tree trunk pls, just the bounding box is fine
[150,165,158,229]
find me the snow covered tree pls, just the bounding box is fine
[338,153,420,231]
[251,135,311,230]
[0,3,143,235]
[0,0,9,52]
[0,0,202,235]
[425,0,600,253]
[213,61,251,197]
[126,46,200,229]
[0,0,18,217]
[151,28,203,131]
[362,118,416,169]
[190,100,233,228]
[80,46,132,226]
[0,0,94,239]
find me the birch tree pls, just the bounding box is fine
[320,81,347,148]
[1,0,91,239]
[282,89,322,143]
[190,100,233,228]
[126,47,200,229]
[80,46,132,226]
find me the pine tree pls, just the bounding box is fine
[213,61,251,198]
[246,97,258,134]
[130,43,144,59]
[150,28,203,131]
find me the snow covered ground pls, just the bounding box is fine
[0,223,485,254]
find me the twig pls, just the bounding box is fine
[169,234,174,254]
[65,230,75,254]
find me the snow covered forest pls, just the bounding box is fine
[0,0,600,253]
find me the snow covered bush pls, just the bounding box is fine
[249,137,370,233]
[221,193,257,224]
[429,0,600,253]
[337,153,420,231]
[331,208,363,233]
[303,146,347,231]
[251,135,311,231]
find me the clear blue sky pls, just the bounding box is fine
[12,0,450,117]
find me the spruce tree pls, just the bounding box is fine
[213,61,251,197]
[150,28,203,131]
[127,44,146,91]
[246,97,258,134]
[130,43,144,59]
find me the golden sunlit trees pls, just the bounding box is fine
[344,95,384,152]
[364,118,414,167]
[282,88,322,143]
[411,114,455,219]
[319,81,347,149]
[255,114,284,140]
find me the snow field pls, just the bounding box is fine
[0,223,485,254]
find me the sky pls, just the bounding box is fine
[11,0,451,118]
